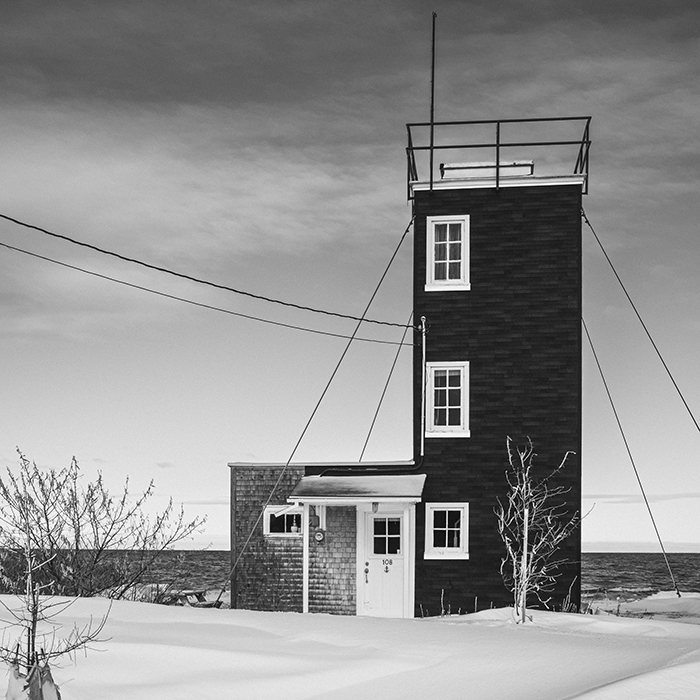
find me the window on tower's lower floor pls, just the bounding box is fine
[425,361,470,438]
[424,503,469,559]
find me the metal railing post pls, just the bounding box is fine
[495,121,501,190]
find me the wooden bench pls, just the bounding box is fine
[162,589,222,608]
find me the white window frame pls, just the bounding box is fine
[424,503,469,560]
[263,505,303,537]
[425,361,470,438]
[425,214,470,292]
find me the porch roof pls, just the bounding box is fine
[288,474,427,505]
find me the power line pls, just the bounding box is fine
[216,215,414,604]
[0,240,413,347]
[359,310,413,461]
[0,212,416,330]
[582,317,681,597]
[582,207,700,437]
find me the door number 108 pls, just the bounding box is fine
[382,559,393,566]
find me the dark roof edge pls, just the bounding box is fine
[228,459,415,469]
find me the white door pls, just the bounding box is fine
[360,512,405,617]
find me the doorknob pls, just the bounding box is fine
[364,563,369,583]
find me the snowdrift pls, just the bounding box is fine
[2,593,699,699]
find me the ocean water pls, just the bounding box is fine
[147,550,232,594]
[149,550,700,602]
[581,552,700,601]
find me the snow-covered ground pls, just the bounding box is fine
[3,593,700,699]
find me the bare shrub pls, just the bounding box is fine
[496,437,580,623]
[0,450,205,599]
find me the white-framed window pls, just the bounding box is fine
[425,361,470,437]
[424,503,469,559]
[425,215,470,291]
[263,505,303,537]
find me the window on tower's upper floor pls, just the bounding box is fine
[425,215,470,291]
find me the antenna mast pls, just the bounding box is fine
[429,12,437,191]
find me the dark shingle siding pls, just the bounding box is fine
[413,185,582,614]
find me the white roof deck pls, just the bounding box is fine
[411,159,586,194]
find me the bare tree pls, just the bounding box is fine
[495,437,580,623]
[0,450,206,599]
[0,492,110,699]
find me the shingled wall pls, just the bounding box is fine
[308,506,356,614]
[230,464,304,611]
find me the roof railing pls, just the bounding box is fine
[406,116,591,199]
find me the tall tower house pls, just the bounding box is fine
[229,116,590,617]
[408,117,589,612]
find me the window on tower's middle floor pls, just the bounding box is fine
[425,361,470,437]
[425,215,470,291]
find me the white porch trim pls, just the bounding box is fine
[302,502,310,614]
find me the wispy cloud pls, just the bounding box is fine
[584,492,700,505]
[181,498,229,507]
[1,0,699,548]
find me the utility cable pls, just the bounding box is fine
[215,216,414,604]
[0,212,415,330]
[0,240,412,347]
[582,317,681,597]
[582,208,700,436]
[359,311,413,461]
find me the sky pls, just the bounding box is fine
[0,0,699,552]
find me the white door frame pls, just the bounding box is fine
[356,502,416,618]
